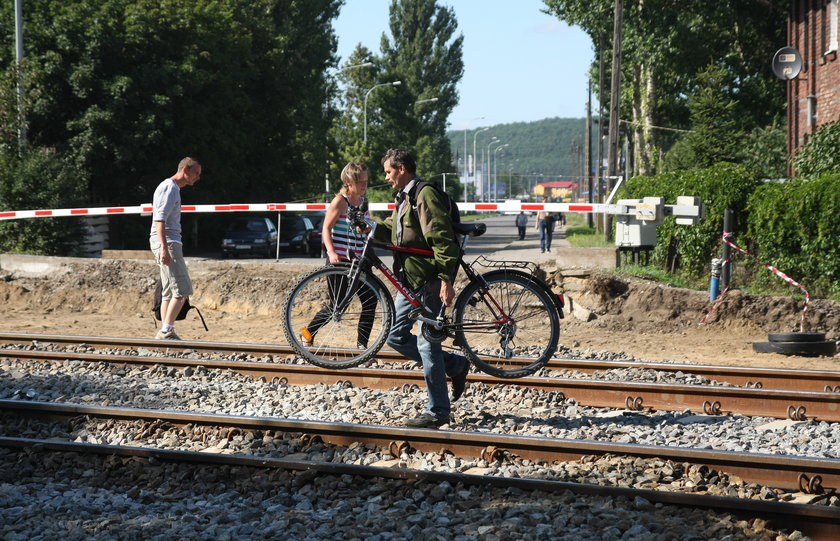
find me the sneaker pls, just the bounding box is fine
[540,249,545,253]
[155,329,181,340]
[451,363,469,402]
[300,327,314,347]
[404,412,449,428]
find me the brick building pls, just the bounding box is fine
[788,0,840,168]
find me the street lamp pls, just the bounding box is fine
[466,127,490,204]
[364,81,402,145]
[493,144,509,202]
[486,138,502,202]
[414,97,439,107]
[434,172,459,192]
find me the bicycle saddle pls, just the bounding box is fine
[455,222,486,237]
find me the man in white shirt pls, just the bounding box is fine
[149,157,201,340]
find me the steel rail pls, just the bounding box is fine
[4,346,840,422]
[1,436,837,540]
[2,331,839,392]
[3,399,840,496]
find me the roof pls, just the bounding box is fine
[537,181,577,189]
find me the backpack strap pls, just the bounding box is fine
[190,305,209,331]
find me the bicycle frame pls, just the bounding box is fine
[338,219,512,332]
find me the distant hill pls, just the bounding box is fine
[447,117,592,182]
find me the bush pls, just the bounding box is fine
[626,162,762,275]
[791,120,840,177]
[746,175,840,297]
[0,148,87,255]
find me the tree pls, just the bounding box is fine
[369,0,464,196]
[543,0,787,175]
[663,64,742,171]
[0,0,341,250]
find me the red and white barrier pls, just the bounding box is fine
[0,201,633,220]
[700,231,810,331]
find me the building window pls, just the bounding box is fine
[828,0,839,54]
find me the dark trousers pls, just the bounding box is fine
[306,270,378,347]
[517,226,526,240]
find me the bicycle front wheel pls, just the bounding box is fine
[454,270,560,378]
[283,265,393,369]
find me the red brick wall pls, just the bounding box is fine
[789,0,840,173]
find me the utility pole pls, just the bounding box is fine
[605,0,623,242]
[597,33,605,231]
[585,79,593,228]
[15,0,26,149]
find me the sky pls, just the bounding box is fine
[332,0,595,132]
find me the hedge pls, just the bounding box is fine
[746,174,840,297]
[626,162,761,276]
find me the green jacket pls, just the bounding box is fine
[373,181,460,290]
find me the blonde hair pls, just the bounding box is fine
[339,162,368,194]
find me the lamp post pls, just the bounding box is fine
[434,172,459,193]
[470,127,490,203]
[414,97,439,107]
[493,144,508,202]
[364,80,401,145]
[486,139,501,201]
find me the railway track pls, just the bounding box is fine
[3,332,840,422]
[4,331,840,538]
[3,331,839,392]
[3,400,840,539]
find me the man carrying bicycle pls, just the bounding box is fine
[374,148,469,428]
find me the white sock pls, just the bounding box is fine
[162,324,174,333]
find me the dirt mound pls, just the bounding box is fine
[2,259,837,339]
[1,257,838,369]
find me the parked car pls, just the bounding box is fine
[221,217,278,258]
[278,213,321,256]
[308,212,326,258]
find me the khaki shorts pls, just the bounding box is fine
[150,240,194,299]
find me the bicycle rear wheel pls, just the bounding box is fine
[453,269,560,378]
[283,265,393,369]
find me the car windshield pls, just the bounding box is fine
[281,217,307,233]
[229,219,267,233]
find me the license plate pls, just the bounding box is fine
[278,242,290,247]
[235,245,250,249]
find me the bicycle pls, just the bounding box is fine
[281,212,564,378]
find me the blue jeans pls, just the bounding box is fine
[539,220,555,251]
[387,280,468,419]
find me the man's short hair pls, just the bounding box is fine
[178,157,201,172]
[382,148,416,174]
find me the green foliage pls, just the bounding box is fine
[737,120,787,179]
[746,175,840,297]
[0,0,341,251]
[0,148,87,255]
[543,0,787,171]
[663,64,741,171]
[791,120,840,177]
[566,227,613,248]
[333,0,462,187]
[627,162,761,275]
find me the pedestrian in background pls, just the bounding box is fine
[150,157,201,340]
[535,196,556,253]
[515,211,528,240]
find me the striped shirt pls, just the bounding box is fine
[332,197,368,261]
